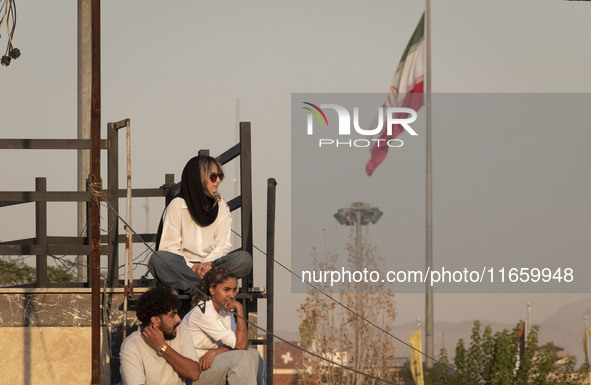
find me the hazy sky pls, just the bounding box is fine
[1,0,590,355]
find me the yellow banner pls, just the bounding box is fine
[409,329,424,385]
[584,326,591,364]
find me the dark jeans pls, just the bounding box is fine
[148,249,252,295]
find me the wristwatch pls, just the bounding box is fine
[159,344,168,355]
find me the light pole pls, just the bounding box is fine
[334,202,382,385]
[334,202,383,269]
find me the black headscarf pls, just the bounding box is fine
[179,155,219,227]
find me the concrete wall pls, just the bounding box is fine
[0,288,145,385]
[2,326,95,384]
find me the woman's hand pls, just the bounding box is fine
[196,262,212,278]
[226,300,248,350]
[223,299,243,314]
[199,348,230,370]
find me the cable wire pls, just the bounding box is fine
[241,229,451,371]
[0,0,18,61]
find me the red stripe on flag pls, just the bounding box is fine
[366,81,424,176]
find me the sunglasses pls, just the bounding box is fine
[209,172,224,183]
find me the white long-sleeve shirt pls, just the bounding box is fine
[158,197,232,267]
[181,300,237,359]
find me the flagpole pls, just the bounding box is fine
[586,316,591,384]
[526,302,531,341]
[425,0,434,369]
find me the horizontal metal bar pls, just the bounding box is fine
[0,201,23,208]
[107,119,129,130]
[126,233,157,244]
[0,188,168,204]
[2,233,161,248]
[0,191,90,203]
[0,237,88,246]
[0,244,111,255]
[114,188,167,198]
[0,234,156,249]
[0,282,150,290]
[0,139,108,150]
[102,233,157,244]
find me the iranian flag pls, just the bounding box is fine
[366,13,425,176]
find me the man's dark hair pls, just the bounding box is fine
[136,286,181,325]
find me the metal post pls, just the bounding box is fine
[526,302,531,340]
[77,0,92,284]
[90,0,101,383]
[109,118,131,339]
[334,202,382,385]
[586,316,591,384]
[35,178,48,287]
[266,178,277,385]
[86,178,92,282]
[354,210,362,385]
[239,123,254,315]
[164,174,176,204]
[107,121,119,288]
[124,118,134,316]
[425,0,434,369]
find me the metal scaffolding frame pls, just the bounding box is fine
[0,121,275,385]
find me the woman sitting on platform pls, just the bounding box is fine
[148,155,252,295]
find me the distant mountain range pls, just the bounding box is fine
[538,297,591,364]
[274,297,591,366]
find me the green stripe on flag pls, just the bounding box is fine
[399,13,425,63]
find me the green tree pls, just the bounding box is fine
[418,348,453,385]
[427,321,588,385]
[0,257,75,286]
[48,265,75,282]
[0,258,35,285]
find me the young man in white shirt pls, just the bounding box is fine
[120,287,200,385]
